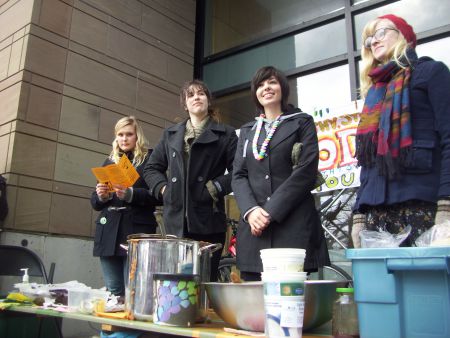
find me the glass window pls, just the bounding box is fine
[215,89,254,129]
[416,37,450,68]
[204,20,346,92]
[294,20,346,67]
[354,0,450,49]
[204,0,345,56]
[296,65,351,114]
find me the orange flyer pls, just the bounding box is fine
[91,155,139,192]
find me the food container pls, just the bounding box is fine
[347,247,450,338]
[260,248,306,272]
[125,234,221,321]
[153,273,200,327]
[67,288,109,313]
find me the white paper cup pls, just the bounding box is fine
[264,295,304,338]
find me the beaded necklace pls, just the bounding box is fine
[252,113,282,160]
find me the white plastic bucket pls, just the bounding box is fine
[260,248,306,272]
[261,272,308,297]
[264,295,305,338]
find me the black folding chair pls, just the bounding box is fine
[0,245,63,338]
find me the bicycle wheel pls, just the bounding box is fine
[217,257,237,283]
[309,264,352,283]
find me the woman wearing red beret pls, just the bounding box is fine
[352,14,450,247]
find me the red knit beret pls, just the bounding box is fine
[379,14,417,48]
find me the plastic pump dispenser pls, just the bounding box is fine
[20,268,29,283]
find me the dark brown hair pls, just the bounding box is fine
[179,79,220,122]
[250,66,290,114]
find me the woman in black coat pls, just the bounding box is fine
[144,80,238,281]
[232,66,330,281]
[91,116,158,296]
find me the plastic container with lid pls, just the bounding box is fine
[332,287,359,338]
[347,247,450,338]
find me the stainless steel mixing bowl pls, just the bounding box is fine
[204,281,265,332]
[204,280,349,332]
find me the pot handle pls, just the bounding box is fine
[120,244,128,252]
[198,243,223,256]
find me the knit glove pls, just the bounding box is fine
[291,142,325,189]
[291,142,303,169]
[351,213,366,248]
[435,199,450,225]
[206,180,219,203]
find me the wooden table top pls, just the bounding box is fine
[5,305,331,338]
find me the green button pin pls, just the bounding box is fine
[100,217,107,225]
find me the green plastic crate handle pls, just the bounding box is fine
[386,257,450,274]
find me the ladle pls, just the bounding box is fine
[153,210,166,239]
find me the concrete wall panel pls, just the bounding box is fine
[0,45,10,80]
[108,26,167,80]
[26,85,62,129]
[141,5,194,56]
[65,52,136,107]
[0,82,22,124]
[70,8,107,53]
[54,143,103,186]
[81,0,142,29]
[59,96,99,139]
[8,37,25,76]
[0,0,33,42]
[25,35,67,82]
[136,79,180,123]
[38,0,72,37]
[14,187,51,232]
[49,193,92,236]
[10,133,56,179]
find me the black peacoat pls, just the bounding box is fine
[144,119,238,237]
[232,109,330,273]
[91,152,159,257]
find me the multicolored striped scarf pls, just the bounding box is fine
[356,53,416,178]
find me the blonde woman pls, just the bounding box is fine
[352,15,450,247]
[91,116,159,296]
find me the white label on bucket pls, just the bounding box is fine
[280,300,304,328]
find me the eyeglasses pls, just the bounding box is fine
[364,27,399,49]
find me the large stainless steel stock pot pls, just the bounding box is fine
[124,234,222,321]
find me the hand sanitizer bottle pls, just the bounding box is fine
[20,268,29,283]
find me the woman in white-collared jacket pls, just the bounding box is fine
[232,66,330,281]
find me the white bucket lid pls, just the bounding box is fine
[260,248,306,258]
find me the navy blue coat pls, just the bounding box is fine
[232,110,330,273]
[354,58,450,211]
[91,152,159,256]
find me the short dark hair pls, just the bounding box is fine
[179,79,220,122]
[250,66,290,114]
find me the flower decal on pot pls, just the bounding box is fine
[153,273,199,327]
